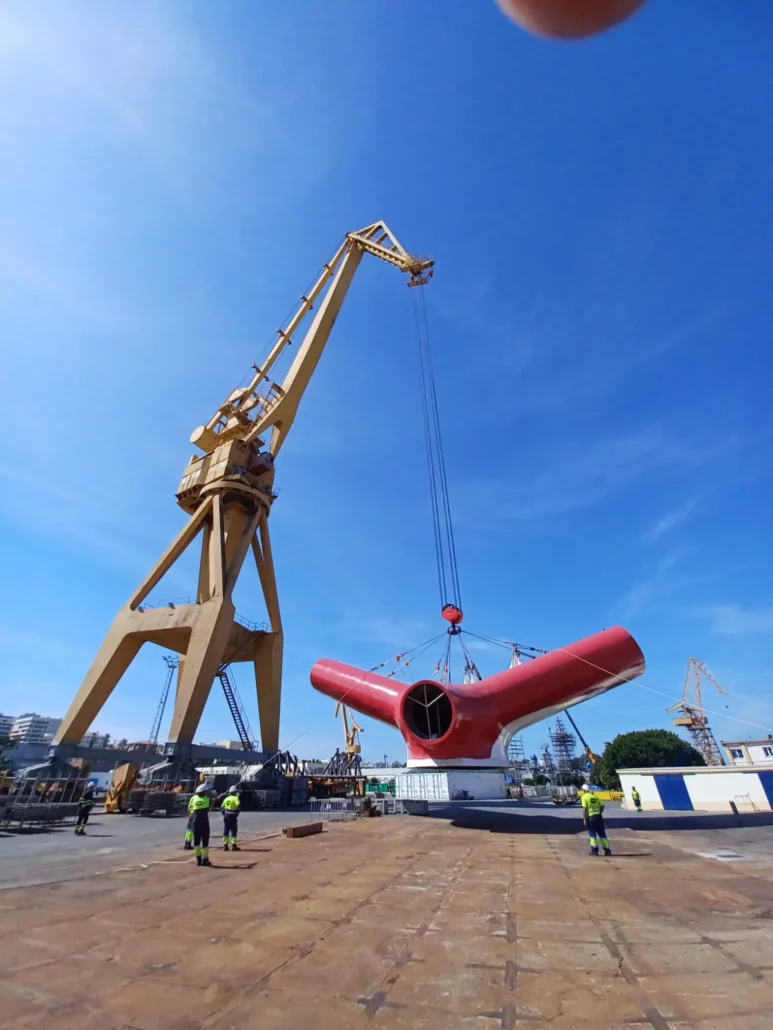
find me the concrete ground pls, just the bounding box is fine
[0,808,311,889]
[2,803,773,1028]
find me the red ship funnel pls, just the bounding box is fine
[311,627,644,767]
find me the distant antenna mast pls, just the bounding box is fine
[666,657,728,766]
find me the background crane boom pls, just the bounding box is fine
[666,657,728,766]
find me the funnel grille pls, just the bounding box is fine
[403,682,453,740]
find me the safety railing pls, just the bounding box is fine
[308,798,359,822]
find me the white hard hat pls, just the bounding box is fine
[195,783,210,794]
[581,783,589,791]
[229,786,238,794]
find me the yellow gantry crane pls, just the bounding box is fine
[55,223,433,755]
[666,657,729,766]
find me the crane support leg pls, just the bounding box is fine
[166,597,237,745]
[166,500,263,746]
[54,496,267,750]
[251,518,283,751]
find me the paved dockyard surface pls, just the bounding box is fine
[0,809,312,890]
[2,808,773,1029]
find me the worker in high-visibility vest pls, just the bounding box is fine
[580,784,612,856]
[221,786,241,851]
[189,784,212,867]
[183,797,196,850]
[631,786,642,812]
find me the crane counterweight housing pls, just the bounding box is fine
[53,221,432,757]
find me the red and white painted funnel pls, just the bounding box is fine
[311,627,644,768]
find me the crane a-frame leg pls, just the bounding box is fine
[54,492,280,753]
[251,518,283,752]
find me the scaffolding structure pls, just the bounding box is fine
[549,717,577,782]
[507,734,529,783]
[540,743,556,778]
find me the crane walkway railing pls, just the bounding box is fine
[135,597,270,635]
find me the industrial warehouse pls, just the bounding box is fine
[3,2,773,1029]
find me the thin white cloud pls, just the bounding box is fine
[693,604,773,635]
[0,4,269,207]
[645,497,700,542]
[459,427,733,525]
[616,552,686,620]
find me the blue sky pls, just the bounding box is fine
[2,1,773,763]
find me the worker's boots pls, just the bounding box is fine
[202,858,211,867]
[231,843,240,851]
[589,846,599,856]
[603,847,612,857]
[183,841,193,851]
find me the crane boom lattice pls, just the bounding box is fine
[149,655,179,745]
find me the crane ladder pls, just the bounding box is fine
[217,665,254,751]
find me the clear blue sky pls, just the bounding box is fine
[1,1,772,763]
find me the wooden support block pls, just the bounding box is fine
[284,822,324,839]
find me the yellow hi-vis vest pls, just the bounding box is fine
[190,794,211,813]
[222,795,240,812]
[582,791,603,817]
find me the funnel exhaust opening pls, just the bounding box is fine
[403,682,453,741]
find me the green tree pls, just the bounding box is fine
[596,729,705,789]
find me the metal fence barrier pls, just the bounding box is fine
[307,797,428,821]
[308,798,359,822]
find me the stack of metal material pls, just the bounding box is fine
[138,791,178,816]
[252,788,281,809]
[2,800,79,828]
[127,789,147,813]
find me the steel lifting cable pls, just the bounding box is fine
[412,286,463,618]
[460,628,547,658]
[368,632,446,674]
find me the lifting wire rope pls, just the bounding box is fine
[412,285,463,631]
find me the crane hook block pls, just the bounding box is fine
[441,604,464,626]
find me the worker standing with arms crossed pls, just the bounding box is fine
[581,784,612,856]
[74,784,95,835]
[631,786,642,812]
[221,785,241,851]
[189,783,212,866]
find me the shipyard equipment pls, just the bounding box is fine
[53,224,433,755]
[666,657,728,766]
